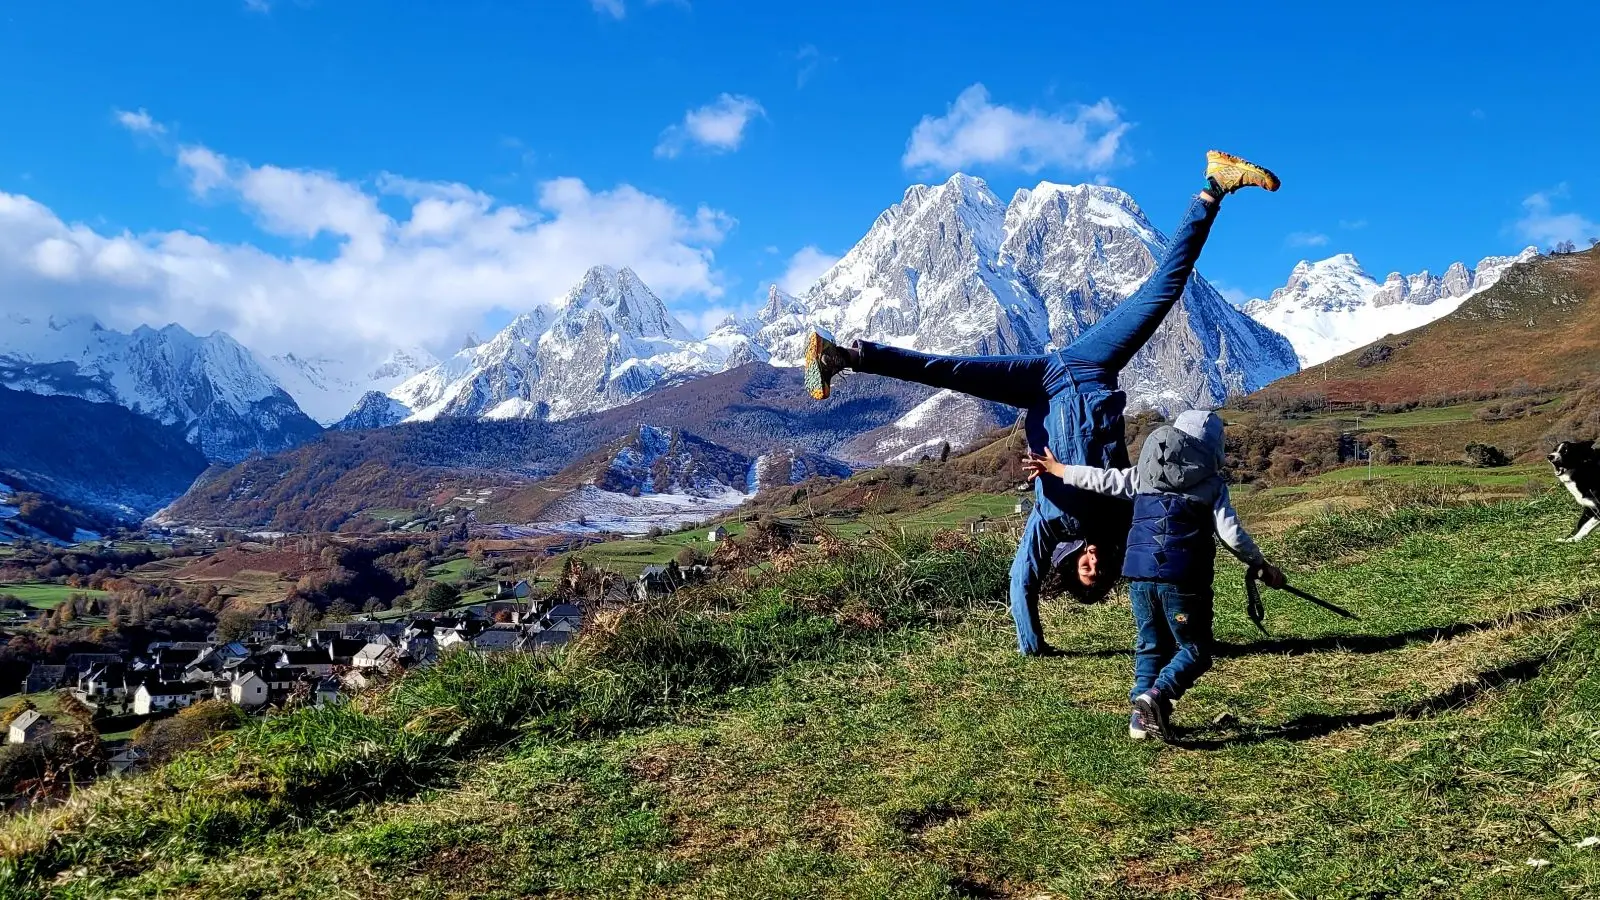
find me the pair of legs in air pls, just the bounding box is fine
[808,151,1280,662]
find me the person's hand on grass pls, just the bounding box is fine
[1022,447,1066,482]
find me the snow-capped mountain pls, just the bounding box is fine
[1243,248,1538,366]
[0,314,321,462]
[760,174,1300,411]
[264,347,438,425]
[390,266,764,422]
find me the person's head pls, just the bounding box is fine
[1054,540,1123,604]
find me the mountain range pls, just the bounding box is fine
[0,313,322,462]
[0,171,1554,530]
[1243,248,1538,366]
[387,266,766,423]
[387,176,1300,425]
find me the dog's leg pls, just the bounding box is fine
[1564,509,1599,543]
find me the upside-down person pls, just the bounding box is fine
[804,151,1280,657]
[1023,411,1286,742]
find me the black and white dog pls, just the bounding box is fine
[1549,440,1600,543]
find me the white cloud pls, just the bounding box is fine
[1515,185,1598,247]
[902,84,1129,175]
[779,245,839,295]
[681,303,756,337]
[655,94,765,159]
[1286,231,1330,248]
[1338,218,1368,230]
[0,139,734,367]
[244,0,271,11]
[114,108,165,136]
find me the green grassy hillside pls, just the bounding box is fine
[5,486,1600,898]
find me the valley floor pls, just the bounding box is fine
[5,493,1600,898]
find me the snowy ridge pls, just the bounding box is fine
[758,174,1299,412]
[390,266,765,423]
[0,314,322,461]
[1244,247,1538,366]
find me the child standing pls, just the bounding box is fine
[1022,410,1285,742]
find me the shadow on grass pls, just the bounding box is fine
[1180,651,1557,749]
[1213,598,1590,659]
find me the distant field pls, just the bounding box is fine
[0,582,110,608]
[891,491,1020,528]
[426,557,481,585]
[557,494,1019,578]
[0,691,62,718]
[1307,463,1547,487]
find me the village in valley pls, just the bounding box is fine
[0,517,753,786]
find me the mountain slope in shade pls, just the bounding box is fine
[390,266,764,423]
[333,391,413,431]
[759,175,1299,412]
[0,314,322,462]
[1251,246,1593,404]
[265,347,437,425]
[0,384,209,520]
[481,425,757,536]
[159,362,941,531]
[1244,247,1537,366]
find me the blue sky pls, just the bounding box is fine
[1,0,1597,363]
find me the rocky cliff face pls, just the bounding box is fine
[756,175,1299,412]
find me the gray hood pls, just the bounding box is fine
[1174,409,1226,468]
[1136,410,1225,498]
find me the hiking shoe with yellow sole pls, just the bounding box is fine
[804,329,841,400]
[1206,150,1281,194]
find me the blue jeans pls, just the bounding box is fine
[1129,581,1214,702]
[852,193,1221,654]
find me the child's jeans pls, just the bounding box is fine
[1129,580,1215,703]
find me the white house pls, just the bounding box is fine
[229,671,270,708]
[134,683,202,716]
[7,709,51,745]
[353,642,397,670]
[707,525,728,543]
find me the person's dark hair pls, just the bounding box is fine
[1047,541,1124,604]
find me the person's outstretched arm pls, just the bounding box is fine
[1022,448,1137,499]
[1215,485,1284,585]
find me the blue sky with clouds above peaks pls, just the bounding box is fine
[0,0,1596,362]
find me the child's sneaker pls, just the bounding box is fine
[1129,708,1150,741]
[1133,689,1174,743]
